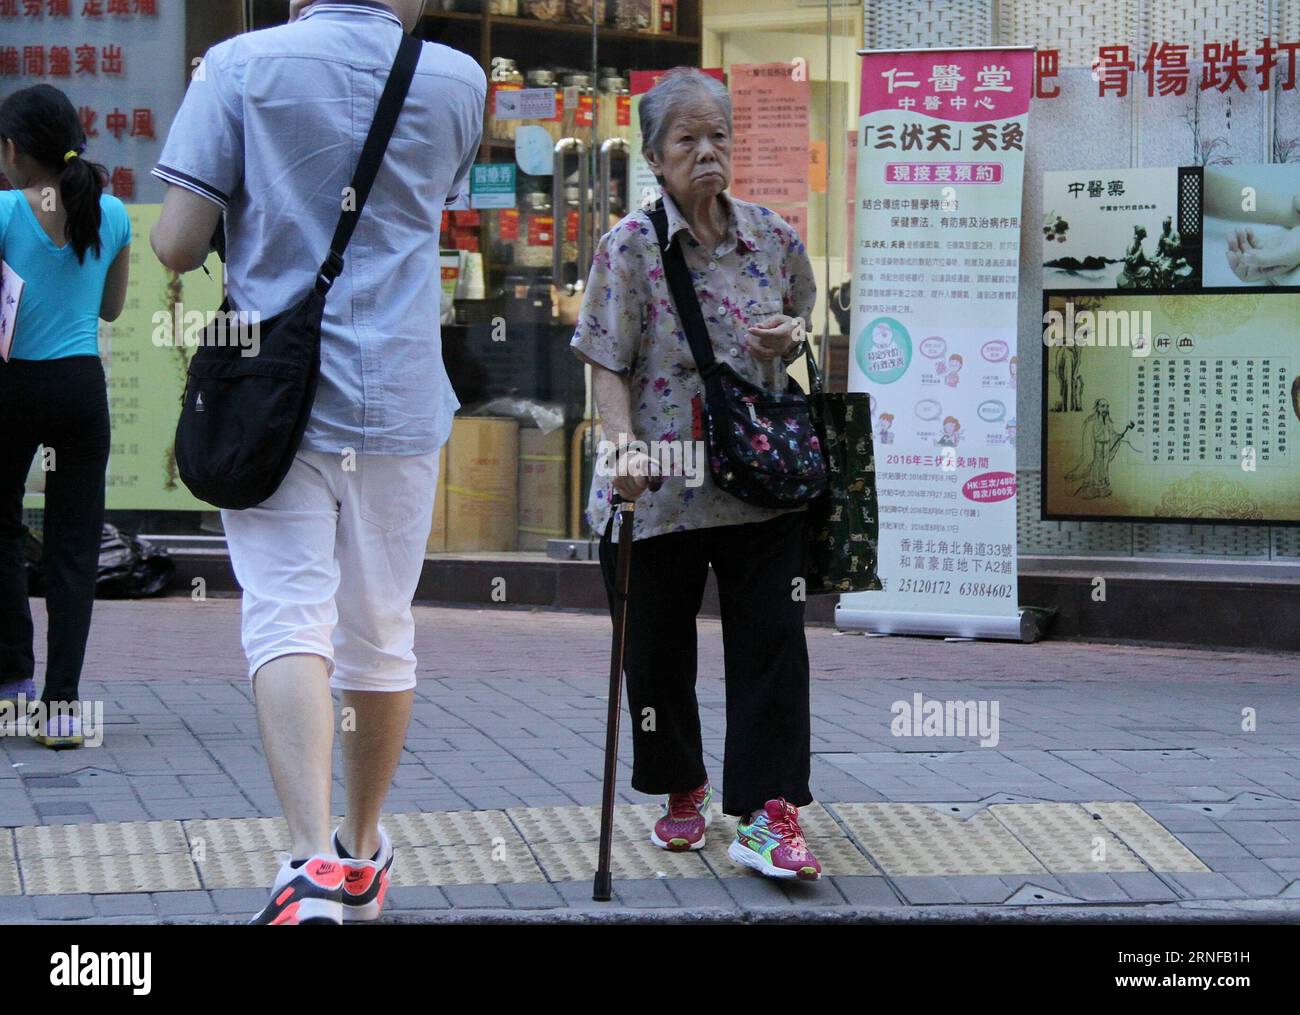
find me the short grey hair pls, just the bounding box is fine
[639,67,732,173]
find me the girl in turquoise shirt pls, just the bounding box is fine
[0,84,131,748]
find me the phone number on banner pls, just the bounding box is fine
[895,579,1015,598]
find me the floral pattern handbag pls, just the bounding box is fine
[649,201,828,510]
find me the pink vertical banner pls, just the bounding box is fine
[838,47,1035,637]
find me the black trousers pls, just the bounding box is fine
[599,509,812,816]
[0,356,110,703]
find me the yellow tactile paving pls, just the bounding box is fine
[1085,802,1212,874]
[533,838,713,881]
[188,813,537,888]
[17,820,188,860]
[2,802,1212,895]
[507,801,878,880]
[829,803,1047,876]
[506,802,662,844]
[386,809,519,848]
[182,816,349,854]
[0,830,19,896]
[989,803,1147,873]
[393,844,546,885]
[22,852,201,895]
[183,816,292,854]
[193,848,280,890]
[183,810,520,854]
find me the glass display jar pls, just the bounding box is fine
[561,72,595,146]
[598,75,630,143]
[518,191,555,268]
[492,206,522,265]
[562,183,581,270]
[488,57,524,141]
[524,68,562,142]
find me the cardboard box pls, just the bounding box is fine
[445,417,519,552]
[425,444,448,553]
[517,426,567,550]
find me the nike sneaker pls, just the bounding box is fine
[333,825,394,923]
[249,855,345,925]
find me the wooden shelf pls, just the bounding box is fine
[422,9,483,23]
[422,10,699,46]
[488,14,699,45]
[428,2,700,250]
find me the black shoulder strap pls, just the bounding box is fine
[315,32,422,295]
[648,199,718,377]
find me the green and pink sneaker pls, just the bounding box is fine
[729,798,822,881]
[650,782,714,851]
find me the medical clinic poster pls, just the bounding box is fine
[838,47,1032,638]
[1042,291,1300,523]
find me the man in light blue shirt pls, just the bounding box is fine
[153,0,480,455]
[151,0,484,925]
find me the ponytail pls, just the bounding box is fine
[58,152,107,264]
[0,84,108,265]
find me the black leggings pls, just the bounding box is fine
[599,510,812,816]
[0,356,110,703]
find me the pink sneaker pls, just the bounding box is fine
[650,782,714,851]
[728,798,822,880]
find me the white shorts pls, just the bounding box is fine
[220,449,439,693]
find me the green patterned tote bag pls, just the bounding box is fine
[804,351,883,595]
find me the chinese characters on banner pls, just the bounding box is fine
[1031,39,1300,99]
[728,62,810,245]
[0,0,185,203]
[838,48,1032,632]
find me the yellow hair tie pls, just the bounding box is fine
[64,150,79,163]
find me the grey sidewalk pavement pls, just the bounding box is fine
[1,597,1299,923]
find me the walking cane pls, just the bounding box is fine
[593,473,661,902]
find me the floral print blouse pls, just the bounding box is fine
[570,190,818,541]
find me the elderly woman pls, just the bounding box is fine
[570,67,821,880]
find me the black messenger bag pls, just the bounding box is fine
[174,33,422,510]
